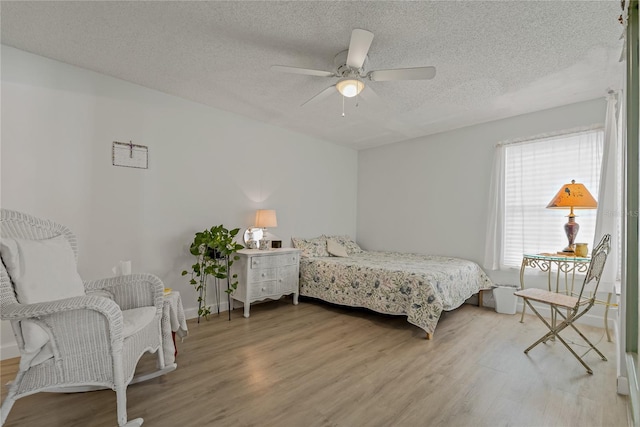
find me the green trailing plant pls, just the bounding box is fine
[181,225,244,320]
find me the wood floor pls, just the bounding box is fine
[1,298,629,427]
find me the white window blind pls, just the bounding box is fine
[502,129,604,268]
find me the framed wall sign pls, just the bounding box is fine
[112,141,148,169]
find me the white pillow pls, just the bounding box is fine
[0,235,85,368]
[327,239,349,257]
[1,235,85,303]
[323,235,364,254]
[291,236,329,257]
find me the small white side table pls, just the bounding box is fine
[162,291,188,364]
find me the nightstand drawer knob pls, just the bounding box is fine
[254,261,259,265]
[261,273,266,277]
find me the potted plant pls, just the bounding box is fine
[181,225,244,321]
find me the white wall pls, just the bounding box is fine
[357,98,607,309]
[0,46,358,358]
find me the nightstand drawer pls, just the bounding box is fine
[248,267,276,283]
[251,280,278,298]
[277,253,299,266]
[250,254,299,269]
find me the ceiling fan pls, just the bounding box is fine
[271,29,436,109]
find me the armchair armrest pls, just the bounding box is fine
[84,273,164,313]
[2,296,132,374]
[1,295,125,345]
[2,295,120,323]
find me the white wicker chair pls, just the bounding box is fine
[0,209,176,426]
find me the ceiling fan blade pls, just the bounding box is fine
[368,66,436,82]
[271,65,335,78]
[358,85,384,105]
[301,86,337,107]
[346,29,374,69]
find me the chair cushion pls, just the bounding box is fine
[514,287,578,309]
[122,306,157,338]
[0,235,85,368]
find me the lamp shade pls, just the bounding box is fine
[546,180,598,210]
[255,209,277,228]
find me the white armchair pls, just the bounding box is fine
[0,209,176,426]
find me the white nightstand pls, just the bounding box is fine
[230,248,301,318]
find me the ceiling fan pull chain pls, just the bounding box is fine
[342,95,346,117]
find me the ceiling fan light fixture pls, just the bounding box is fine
[336,78,364,98]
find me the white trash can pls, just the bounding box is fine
[492,284,518,315]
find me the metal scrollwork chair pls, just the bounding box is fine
[514,234,611,375]
[0,209,176,426]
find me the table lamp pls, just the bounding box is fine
[546,180,597,253]
[255,209,277,250]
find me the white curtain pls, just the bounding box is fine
[593,91,623,295]
[484,145,505,270]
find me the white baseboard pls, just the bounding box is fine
[183,300,232,321]
[184,306,199,320]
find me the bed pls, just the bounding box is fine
[293,235,494,339]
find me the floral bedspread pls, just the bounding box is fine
[299,251,494,336]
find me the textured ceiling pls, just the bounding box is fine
[0,1,625,150]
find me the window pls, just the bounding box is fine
[497,128,604,268]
